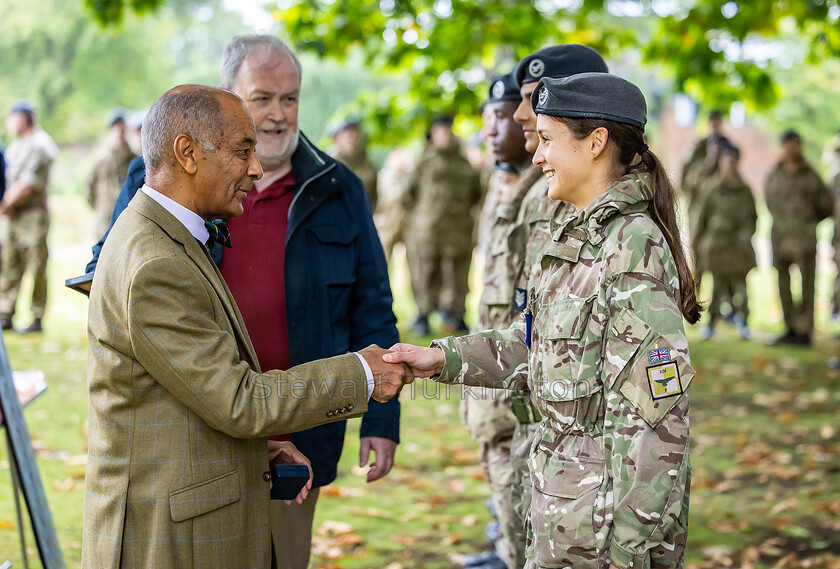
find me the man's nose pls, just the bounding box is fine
[249,152,263,180]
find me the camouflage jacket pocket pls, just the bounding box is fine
[527,450,607,568]
[533,296,598,404]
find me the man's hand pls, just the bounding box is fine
[358,344,415,403]
[359,436,397,483]
[267,440,313,505]
[382,343,445,378]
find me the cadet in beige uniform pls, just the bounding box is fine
[0,100,58,333]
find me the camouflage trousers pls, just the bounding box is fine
[0,207,49,319]
[412,245,471,318]
[833,243,840,313]
[708,272,749,321]
[774,250,816,335]
[510,421,538,569]
[461,391,518,568]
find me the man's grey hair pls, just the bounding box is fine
[220,35,302,90]
[142,85,229,172]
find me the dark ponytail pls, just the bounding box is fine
[557,117,703,324]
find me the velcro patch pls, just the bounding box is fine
[646,361,682,400]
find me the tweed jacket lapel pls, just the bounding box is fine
[128,191,261,370]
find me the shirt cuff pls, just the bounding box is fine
[354,352,375,398]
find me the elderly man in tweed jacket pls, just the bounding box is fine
[82,85,410,569]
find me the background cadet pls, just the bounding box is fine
[683,133,729,283]
[831,140,840,319]
[462,70,533,569]
[681,109,725,189]
[87,108,137,238]
[695,144,757,340]
[765,129,833,346]
[332,119,379,210]
[375,147,412,261]
[404,115,482,335]
[506,43,609,569]
[0,100,57,333]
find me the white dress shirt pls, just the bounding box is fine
[140,184,376,397]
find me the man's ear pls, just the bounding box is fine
[589,127,610,159]
[173,134,199,175]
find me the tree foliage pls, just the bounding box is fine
[267,0,840,142]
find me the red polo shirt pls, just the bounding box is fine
[221,171,295,441]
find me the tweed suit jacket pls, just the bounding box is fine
[82,191,369,569]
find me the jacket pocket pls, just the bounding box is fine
[308,224,358,286]
[169,470,240,522]
[527,450,604,567]
[533,296,597,403]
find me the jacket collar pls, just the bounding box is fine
[287,131,339,242]
[551,172,654,248]
[129,191,260,369]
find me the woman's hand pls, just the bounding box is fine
[382,343,445,378]
[267,440,313,505]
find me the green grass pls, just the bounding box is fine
[1,195,840,568]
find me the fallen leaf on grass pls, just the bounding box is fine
[53,478,76,491]
[342,507,393,520]
[384,563,403,569]
[703,545,734,560]
[461,514,478,527]
[441,533,461,546]
[0,519,15,530]
[320,486,364,498]
[770,498,800,515]
[390,534,418,546]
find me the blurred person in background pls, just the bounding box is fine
[765,129,833,346]
[332,119,378,209]
[695,144,757,340]
[0,100,57,333]
[87,108,137,238]
[403,115,482,336]
[375,147,412,261]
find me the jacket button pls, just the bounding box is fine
[347,404,354,412]
[263,470,271,483]
[326,410,333,417]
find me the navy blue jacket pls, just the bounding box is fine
[0,150,6,201]
[85,134,400,487]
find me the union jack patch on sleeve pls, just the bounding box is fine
[649,347,671,363]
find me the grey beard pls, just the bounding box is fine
[257,128,300,169]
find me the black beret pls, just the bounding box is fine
[487,71,520,103]
[514,45,608,88]
[781,129,801,142]
[531,73,647,130]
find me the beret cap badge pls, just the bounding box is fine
[538,86,549,106]
[528,59,545,79]
[492,80,506,100]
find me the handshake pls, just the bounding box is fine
[358,343,446,403]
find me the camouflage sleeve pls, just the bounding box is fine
[602,271,694,569]
[401,162,421,209]
[814,173,834,221]
[431,320,529,391]
[15,145,49,188]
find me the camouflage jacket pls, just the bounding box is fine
[404,145,483,253]
[433,173,693,569]
[477,165,543,331]
[4,128,58,210]
[695,174,757,276]
[335,148,379,211]
[764,160,833,257]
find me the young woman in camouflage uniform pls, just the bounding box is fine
[386,73,702,569]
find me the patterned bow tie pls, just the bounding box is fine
[205,220,232,249]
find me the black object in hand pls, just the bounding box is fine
[269,464,310,501]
